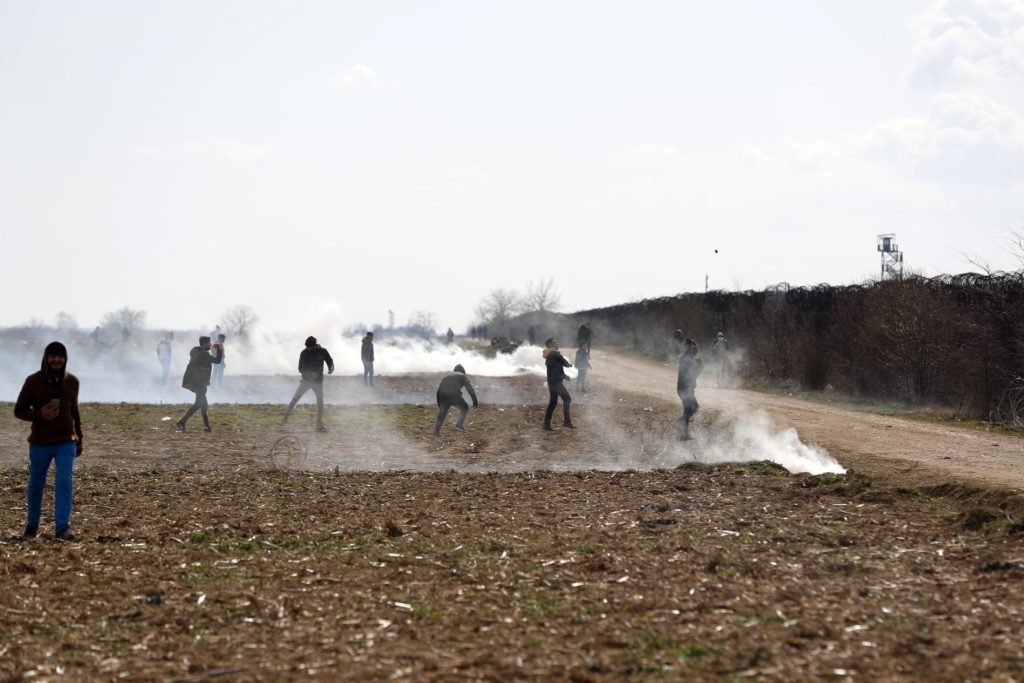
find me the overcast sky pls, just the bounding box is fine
[1,0,1022,333]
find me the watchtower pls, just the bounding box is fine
[877,234,903,281]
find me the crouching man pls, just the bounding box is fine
[434,364,478,435]
[15,341,84,541]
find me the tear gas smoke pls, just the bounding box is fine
[0,333,549,404]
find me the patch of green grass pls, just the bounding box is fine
[679,643,714,659]
[635,632,673,653]
[803,473,845,487]
[741,460,789,476]
[188,530,212,544]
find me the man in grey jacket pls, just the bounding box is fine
[672,337,702,441]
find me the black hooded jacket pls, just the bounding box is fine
[14,342,83,446]
[299,346,334,382]
[182,344,223,391]
[544,347,572,385]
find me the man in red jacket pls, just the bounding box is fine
[14,341,84,541]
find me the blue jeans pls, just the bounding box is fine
[212,362,225,388]
[27,441,76,533]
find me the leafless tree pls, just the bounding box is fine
[54,311,78,331]
[408,311,438,338]
[522,277,561,312]
[220,305,259,339]
[474,288,523,334]
[101,307,147,343]
[1004,229,1024,270]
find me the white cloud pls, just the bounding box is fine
[863,92,1024,185]
[135,137,269,162]
[329,63,380,90]
[910,0,1024,86]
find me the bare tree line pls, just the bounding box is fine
[475,278,562,335]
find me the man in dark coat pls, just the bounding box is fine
[672,338,703,441]
[543,337,575,431]
[283,336,335,431]
[433,364,479,436]
[175,336,223,432]
[14,341,84,541]
[361,332,375,386]
[576,322,593,354]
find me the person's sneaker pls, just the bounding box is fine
[453,426,466,433]
[679,432,693,442]
[564,422,577,430]
[203,426,212,433]
[174,421,186,432]
[543,424,557,432]
[22,524,38,540]
[55,529,76,542]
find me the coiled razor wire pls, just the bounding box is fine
[268,435,308,470]
[991,377,1024,429]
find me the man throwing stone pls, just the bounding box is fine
[283,336,335,432]
[433,364,479,435]
[543,337,575,431]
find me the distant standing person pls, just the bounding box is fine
[211,334,226,388]
[711,331,729,387]
[361,332,375,386]
[445,328,454,345]
[574,344,591,393]
[672,338,703,441]
[543,337,575,431]
[576,322,593,354]
[156,331,174,387]
[175,336,223,433]
[433,364,479,435]
[15,341,84,541]
[283,336,334,432]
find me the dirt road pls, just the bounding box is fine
[592,349,1024,492]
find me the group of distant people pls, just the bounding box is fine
[12,323,731,541]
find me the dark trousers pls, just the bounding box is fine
[434,395,469,434]
[181,386,210,428]
[672,389,699,436]
[362,360,374,386]
[285,380,325,424]
[544,382,572,426]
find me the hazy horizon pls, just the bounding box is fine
[2,0,1022,332]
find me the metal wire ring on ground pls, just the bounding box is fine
[268,435,308,469]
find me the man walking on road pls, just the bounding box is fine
[283,336,334,432]
[543,337,575,431]
[433,364,479,435]
[672,338,702,441]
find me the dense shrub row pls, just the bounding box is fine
[572,274,1024,420]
